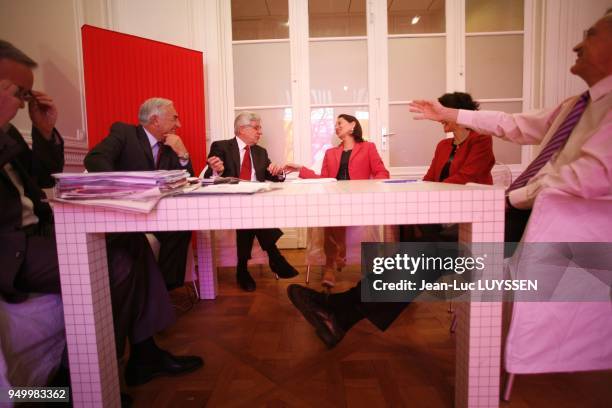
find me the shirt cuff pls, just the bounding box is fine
[456,109,475,128]
[508,187,531,210]
[179,158,190,167]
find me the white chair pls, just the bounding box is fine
[502,190,612,400]
[0,294,65,390]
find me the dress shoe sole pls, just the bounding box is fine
[287,286,342,348]
[126,360,204,387]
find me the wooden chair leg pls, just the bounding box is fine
[503,373,515,401]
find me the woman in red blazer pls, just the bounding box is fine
[285,114,389,287]
[402,92,495,241]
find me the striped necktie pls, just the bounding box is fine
[155,142,163,169]
[507,91,590,193]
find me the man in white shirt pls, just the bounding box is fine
[409,10,612,242]
[287,10,612,349]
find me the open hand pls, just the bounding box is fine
[267,163,283,177]
[408,99,450,122]
[283,163,302,173]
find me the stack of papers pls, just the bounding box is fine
[52,170,189,213]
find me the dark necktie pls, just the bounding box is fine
[439,143,458,182]
[155,142,163,169]
[239,145,252,181]
[507,91,590,192]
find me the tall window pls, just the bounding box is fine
[308,0,369,167]
[387,0,447,167]
[466,0,524,165]
[231,0,293,165]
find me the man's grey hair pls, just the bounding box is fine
[0,40,37,67]
[234,111,261,135]
[138,97,173,125]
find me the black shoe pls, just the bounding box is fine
[237,268,256,292]
[269,255,299,279]
[287,284,345,348]
[121,392,133,407]
[125,350,204,386]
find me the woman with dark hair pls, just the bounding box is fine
[423,92,494,184]
[401,92,495,241]
[284,114,389,287]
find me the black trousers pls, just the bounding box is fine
[354,207,533,332]
[152,231,192,290]
[12,226,175,357]
[236,228,283,264]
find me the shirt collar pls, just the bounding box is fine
[235,136,248,151]
[143,126,159,148]
[589,74,612,102]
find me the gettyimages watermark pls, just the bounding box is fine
[360,242,612,303]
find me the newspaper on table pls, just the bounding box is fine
[51,170,189,213]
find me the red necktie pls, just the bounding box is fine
[239,145,252,181]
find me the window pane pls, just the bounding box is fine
[466,35,523,99]
[309,0,366,37]
[388,0,445,35]
[233,42,291,107]
[388,37,446,101]
[310,107,369,167]
[389,104,442,167]
[466,0,523,33]
[479,101,523,165]
[231,0,289,40]
[237,108,294,164]
[310,40,368,104]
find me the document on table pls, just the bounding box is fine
[290,178,337,184]
[180,182,277,195]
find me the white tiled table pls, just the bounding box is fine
[53,180,505,407]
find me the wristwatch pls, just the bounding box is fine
[179,152,190,161]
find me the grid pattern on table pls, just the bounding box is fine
[55,229,120,407]
[196,230,217,300]
[53,183,505,407]
[54,188,505,233]
[455,301,503,407]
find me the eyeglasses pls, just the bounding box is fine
[242,124,262,132]
[14,86,34,102]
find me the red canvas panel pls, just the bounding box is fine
[81,25,206,174]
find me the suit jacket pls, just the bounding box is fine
[203,137,282,182]
[0,125,64,295]
[299,141,389,180]
[423,131,494,185]
[84,122,194,176]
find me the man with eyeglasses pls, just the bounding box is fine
[0,40,203,395]
[204,111,299,291]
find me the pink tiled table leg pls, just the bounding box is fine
[55,230,120,407]
[196,230,217,299]
[454,221,504,407]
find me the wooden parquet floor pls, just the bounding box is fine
[125,250,612,408]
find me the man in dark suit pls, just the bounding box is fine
[204,111,298,291]
[0,40,202,389]
[84,98,193,290]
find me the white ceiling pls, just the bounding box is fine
[231,0,443,18]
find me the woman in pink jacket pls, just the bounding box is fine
[285,114,389,288]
